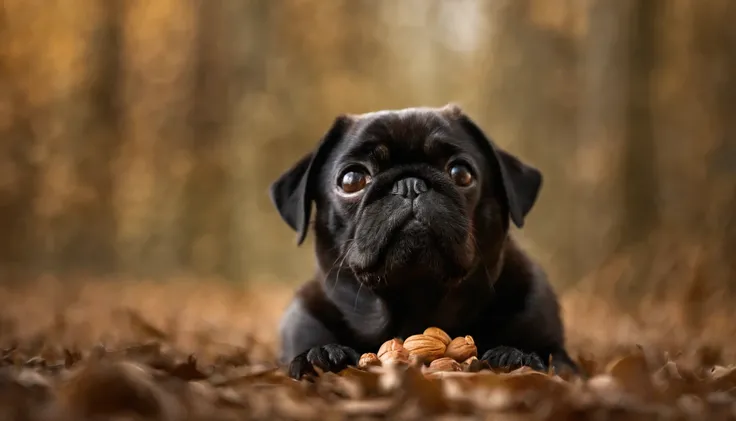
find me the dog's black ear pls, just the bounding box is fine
[269,115,352,245]
[449,107,542,228]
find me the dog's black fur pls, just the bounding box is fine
[269,105,578,379]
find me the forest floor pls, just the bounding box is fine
[1,276,736,421]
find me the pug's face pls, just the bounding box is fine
[270,105,542,290]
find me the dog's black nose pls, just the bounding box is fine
[391,177,428,200]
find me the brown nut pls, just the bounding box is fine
[462,356,479,366]
[445,335,477,362]
[429,357,462,372]
[462,356,483,372]
[423,327,451,346]
[379,349,410,365]
[402,334,446,364]
[358,353,382,369]
[377,338,405,359]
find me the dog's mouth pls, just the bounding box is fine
[346,207,474,287]
[361,213,427,271]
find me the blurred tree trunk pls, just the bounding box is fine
[112,0,198,276]
[571,0,633,286]
[180,0,234,279]
[694,1,736,293]
[248,0,390,283]
[0,0,120,276]
[600,0,664,303]
[227,0,273,282]
[480,0,583,286]
[0,3,39,277]
[585,0,736,306]
[619,0,661,249]
[67,0,123,274]
[713,4,736,290]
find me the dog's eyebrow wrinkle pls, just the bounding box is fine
[373,144,390,162]
[424,135,461,157]
[342,139,383,162]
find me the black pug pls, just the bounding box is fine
[269,104,578,379]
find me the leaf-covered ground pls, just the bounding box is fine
[1,277,736,421]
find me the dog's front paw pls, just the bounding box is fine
[288,344,360,380]
[481,346,546,371]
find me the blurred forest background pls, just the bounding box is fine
[0,0,735,315]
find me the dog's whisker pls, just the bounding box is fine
[327,239,354,296]
[326,240,351,276]
[354,281,363,311]
[332,240,357,295]
[469,230,496,294]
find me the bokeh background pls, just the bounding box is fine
[1,0,735,360]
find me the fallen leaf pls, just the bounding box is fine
[335,397,397,416]
[64,348,82,368]
[709,365,736,392]
[336,366,381,397]
[58,360,166,419]
[605,352,659,400]
[402,364,450,414]
[167,354,209,381]
[124,309,169,341]
[211,367,293,388]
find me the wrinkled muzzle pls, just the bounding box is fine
[344,168,477,287]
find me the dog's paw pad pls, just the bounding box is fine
[288,344,360,379]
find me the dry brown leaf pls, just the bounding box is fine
[334,397,397,416]
[58,360,167,419]
[121,342,178,372]
[605,352,659,400]
[167,354,209,381]
[709,365,736,392]
[211,367,293,388]
[697,345,723,368]
[15,368,52,390]
[0,370,55,421]
[586,374,624,398]
[576,352,598,377]
[213,346,250,367]
[501,371,569,396]
[425,371,481,381]
[64,348,82,368]
[273,387,326,421]
[125,309,170,341]
[216,387,248,408]
[402,364,450,414]
[337,366,382,397]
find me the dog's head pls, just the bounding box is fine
[269,105,542,290]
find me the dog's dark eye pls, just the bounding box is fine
[448,163,473,187]
[338,167,372,194]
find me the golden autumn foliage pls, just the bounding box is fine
[1,1,736,419]
[0,0,733,295]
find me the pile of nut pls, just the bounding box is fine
[357,327,480,372]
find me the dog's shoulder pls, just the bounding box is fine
[293,277,342,323]
[493,237,557,309]
[481,235,565,346]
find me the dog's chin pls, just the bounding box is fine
[347,218,476,289]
